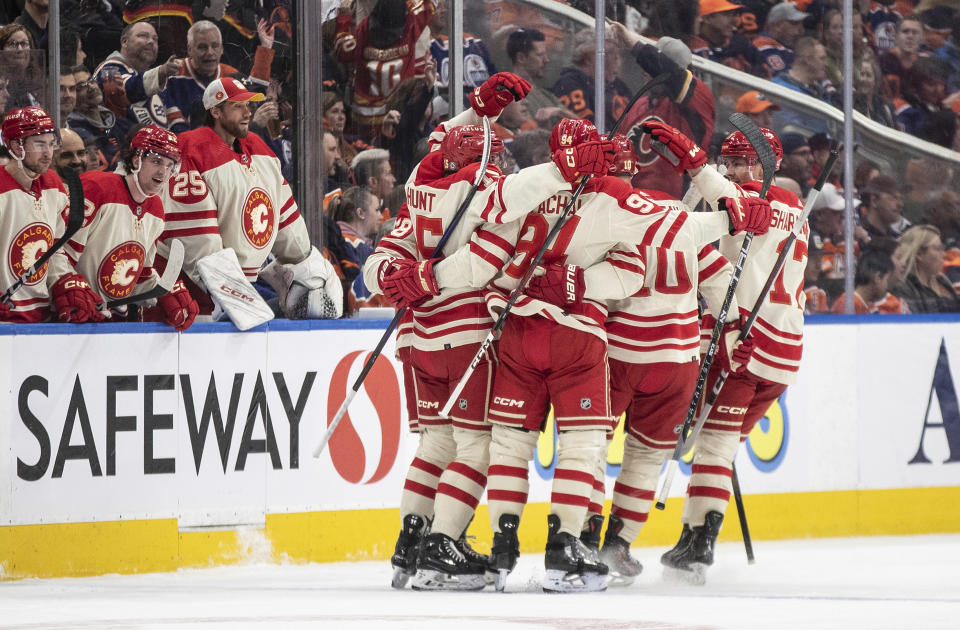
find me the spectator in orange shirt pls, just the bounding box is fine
[830,247,899,314]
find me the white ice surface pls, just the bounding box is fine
[2,534,958,630]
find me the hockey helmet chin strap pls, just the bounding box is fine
[129,151,158,199]
[11,141,43,182]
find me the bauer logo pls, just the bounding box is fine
[326,351,402,485]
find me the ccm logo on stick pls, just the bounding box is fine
[494,397,525,408]
[219,284,255,303]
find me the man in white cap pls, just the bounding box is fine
[155,76,342,324]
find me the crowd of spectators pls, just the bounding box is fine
[2,0,960,318]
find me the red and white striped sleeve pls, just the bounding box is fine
[363,205,418,295]
[46,179,100,287]
[583,244,647,302]
[696,244,739,319]
[270,176,311,265]
[433,218,520,291]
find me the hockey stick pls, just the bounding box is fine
[654,113,776,511]
[311,116,494,458]
[439,72,672,419]
[1,170,86,306]
[679,148,841,456]
[106,239,186,308]
[731,462,755,563]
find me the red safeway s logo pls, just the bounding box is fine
[327,351,402,484]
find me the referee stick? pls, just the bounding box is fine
[312,116,494,458]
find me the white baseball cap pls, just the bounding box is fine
[202,77,265,110]
[813,183,845,212]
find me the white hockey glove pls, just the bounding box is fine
[260,246,343,319]
[196,248,274,331]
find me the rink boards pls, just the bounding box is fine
[1,316,959,579]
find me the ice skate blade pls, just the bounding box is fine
[391,566,412,589]
[662,563,707,586]
[411,569,487,591]
[494,568,510,592]
[606,573,637,587]
[541,569,609,593]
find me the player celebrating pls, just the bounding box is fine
[0,107,72,323]
[46,125,198,330]
[646,121,808,584]
[158,77,341,324]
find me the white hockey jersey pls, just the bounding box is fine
[363,146,573,351]
[606,188,739,365]
[48,171,163,305]
[486,177,732,342]
[691,166,808,385]
[158,126,310,313]
[0,168,69,322]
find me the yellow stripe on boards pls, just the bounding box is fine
[2,486,958,580]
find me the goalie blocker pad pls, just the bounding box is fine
[196,248,274,331]
[260,247,343,320]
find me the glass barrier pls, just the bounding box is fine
[0,49,49,116]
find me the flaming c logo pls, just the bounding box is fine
[327,351,402,484]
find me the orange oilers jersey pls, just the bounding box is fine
[48,171,165,305]
[0,169,68,322]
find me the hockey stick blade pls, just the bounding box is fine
[654,114,775,510]
[107,239,185,308]
[312,117,494,458]
[679,147,841,457]
[439,73,673,418]
[1,171,86,306]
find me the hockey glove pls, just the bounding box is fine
[158,280,199,331]
[718,317,755,375]
[641,120,706,173]
[552,140,615,183]
[721,196,772,236]
[381,258,441,308]
[525,264,585,308]
[51,273,106,323]
[633,43,688,99]
[469,72,532,118]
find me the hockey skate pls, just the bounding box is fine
[411,532,487,591]
[457,532,495,585]
[390,514,425,589]
[542,514,609,593]
[579,514,604,553]
[489,514,520,592]
[660,511,723,585]
[599,515,642,586]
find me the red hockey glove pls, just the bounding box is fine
[718,317,755,374]
[469,72,532,118]
[552,140,615,183]
[158,280,199,331]
[51,273,106,323]
[381,258,441,308]
[525,264,585,308]
[721,196,772,236]
[642,120,707,173]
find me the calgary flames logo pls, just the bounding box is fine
[241,188,275,249]
[8,222,53,285]
[98,241,145,298]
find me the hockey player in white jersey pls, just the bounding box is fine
[479,119,772,593]
[569,135,759,584]
[0,107,76,323]
[645,121,809,583]
[47,125,199,330]
[156,77,341,325]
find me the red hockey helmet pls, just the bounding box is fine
[131,125,181,164]
[1,106,58,148]
[720,128,783,170]
[440,125,504,171]
[549,118,600,154]
[607,134,639,176]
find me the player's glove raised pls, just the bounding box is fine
[721,196,772,236]
[642,120,706,173]
[381,258,441,308]
[469,72,532,118]
[718,316,755,374]
[158,280,199,331]
[525,264,585,308]
[552,140,615,183]
[51,273,106,323]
